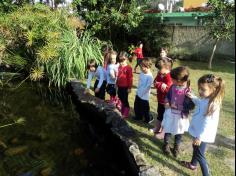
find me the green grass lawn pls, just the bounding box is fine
[126,58,235,176]
[83,58,235,176]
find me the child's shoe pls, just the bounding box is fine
[154,130,165,140]
[162,144,171,155]
[143,116,154,124]
[120,104,125,114]
[109,96,116,106]
[180,161,197,171]
[149,128,157,134]
[115,97,122,111]
[151,120,162,134]
[122,107,130,119]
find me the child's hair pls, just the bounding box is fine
[137,41,143,47]
[108,50,117,64]
[87,59,98,70]
[198,74,225,116]
[102,45,112,53]
[170,66,189,83]
[118,51,129,63]
[141,57,152,69]
[160,47,168,54]
[155,58,172,70]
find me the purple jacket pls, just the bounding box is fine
[165,85,192,116]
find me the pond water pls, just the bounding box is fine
[0,82,128,176]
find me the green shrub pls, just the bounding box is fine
[46,30,105,87]
[0,4,106,87]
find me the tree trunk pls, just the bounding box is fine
[208,39,219,69]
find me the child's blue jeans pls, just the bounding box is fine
[191,142,209,176]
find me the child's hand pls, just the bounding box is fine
[84,88,90,94]
[161,83,167,91]
[128,89,131,93]
[193,138,201,146]
[95,88,100,93]
[186,92,194,98]
[164,103,170,108]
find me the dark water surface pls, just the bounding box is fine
[0,82,127,176]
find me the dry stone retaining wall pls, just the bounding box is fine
[68,80,161,176]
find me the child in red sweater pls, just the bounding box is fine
[134,41,144,73]
[117,51,133,119]
[150,59,172,138]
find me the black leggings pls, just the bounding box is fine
[117,87,129,108]
[134,59,142,69]
[94,80,107,100]
[134,95,150,122]
[164,133,182,145]
[157,103,165,121]
[106,84,117,97]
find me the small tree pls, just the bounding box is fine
[72,0,144,40]
[207,0,235,69]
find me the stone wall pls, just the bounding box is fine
[166,26,235,60]
[68,80,160,176]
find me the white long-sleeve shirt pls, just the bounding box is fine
[136,71,153,101]
[86,66,106,89]
[106,63,119,84]
[188,96,220,143]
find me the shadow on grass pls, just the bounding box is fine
[130,127,191,176]
[128,107,158,129]
[177,57,235,74]
[214,134,235,150]
[222,100,235,115]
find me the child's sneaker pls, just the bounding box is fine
[148,116,154,124]
[154,131,164,139]
[181,161,197,171]
[149,128,157,134]
[144,116,154,124]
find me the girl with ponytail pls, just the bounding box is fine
[181,74,225,176]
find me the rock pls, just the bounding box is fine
[4,145,28,156]
[69,81,161,176]
[139,166,161,176]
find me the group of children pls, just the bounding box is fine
[85,44,225,176]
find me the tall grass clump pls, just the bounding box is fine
[0,4,106,87]
[46,31,105,87]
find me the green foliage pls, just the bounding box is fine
[0,4,105,87]
[73,0,144,37]
[46,30,105,87]
[129,18,171,57]
[205,0,235,69]
[0,0,17,13]
[128,44,136,54]
[207,0,235,40]
[0,117,25,129]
